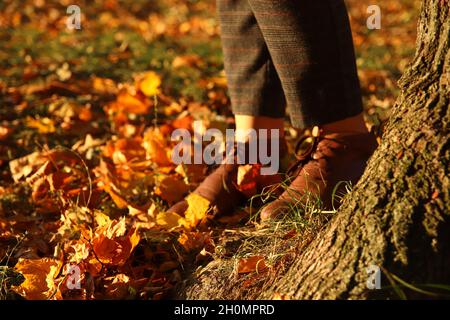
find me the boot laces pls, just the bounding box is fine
[287,126,321,176]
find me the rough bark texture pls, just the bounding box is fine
[184,0,450,299]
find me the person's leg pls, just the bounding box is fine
[235,115,284,142]
[247,0,365,129]
[218,0,286,123]
[168,0,287,217]
[244,0,377,219]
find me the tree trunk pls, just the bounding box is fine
[183,0,450,299]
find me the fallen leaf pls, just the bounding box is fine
[12,258,63,300]
[102,183,130,209]
[172,114,193,130]
[67,241,90,264]
[139,71,161,97]
[237,256,267,274]
[108,89,150,115]
[178,231,212,252]
[93,219,140,266]
[72,134,104,154]
[183,193,210,228]
[104,137,147,165]
[9,152,46,182]
[0,125,13,140]
[156,211,183,229]
[92,76,118,95]
[102,274,131,299]
[25,116,56,134]
[94,210,112,228]
[143,128,172,166]
[172,54,202,69]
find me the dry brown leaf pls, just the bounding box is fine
[104,137,146,165]
[237,256,267,274]
[71,134,104,154]
[102,274,131,299]
[9,151,46,182]
[102,183,130,209]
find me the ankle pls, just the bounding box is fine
[235,115,285,143]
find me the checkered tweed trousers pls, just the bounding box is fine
[217,0,363,128]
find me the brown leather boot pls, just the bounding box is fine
[168,139,287,217]
[260,129,378,220]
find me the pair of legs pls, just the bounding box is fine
[220,0,367,137]
[169,0,377,219]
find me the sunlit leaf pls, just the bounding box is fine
[93,218,140,266]
[237,256,267,274]
[25,116,56,134]
[139,71,161,97]
[183,193,210,228]
[156,211,183,230]
[12,258,63,300]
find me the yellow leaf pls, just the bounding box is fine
[94,210,112,228]
[13,258,63,300]
[208,76,227,88]
[129,227,141,249]
[139,71,161,97]
[68,241,90,264]
[156,211,184,229]
[92,76,118,95]
[104,217,127,238]
[183,193,210,228]
[26,117,56,134]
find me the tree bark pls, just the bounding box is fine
[183,0,450,299]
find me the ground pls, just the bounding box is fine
[0,0,421,300]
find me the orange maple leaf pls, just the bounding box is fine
[92,218,140,266]
[12,258,63,300]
